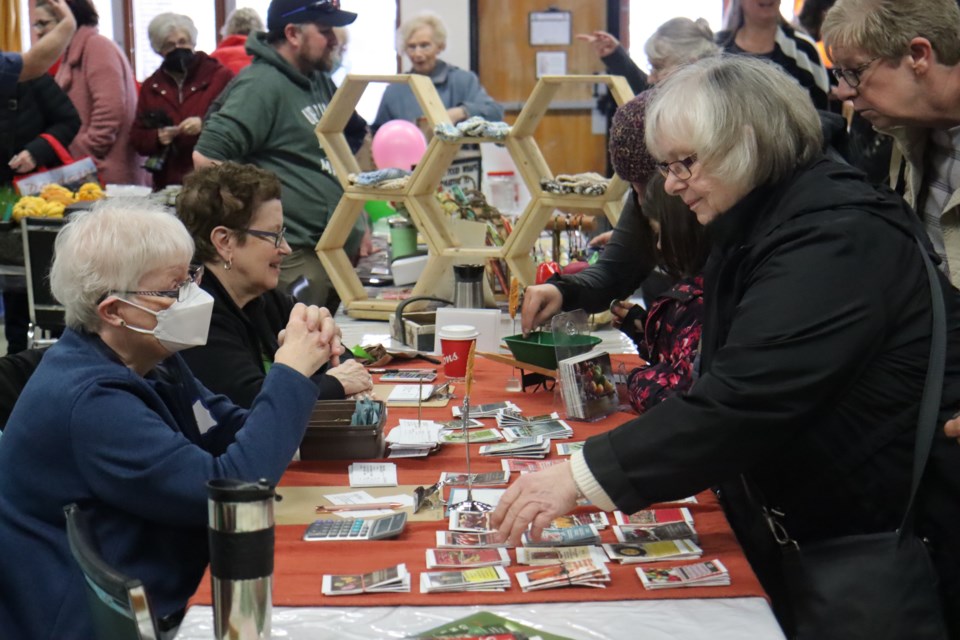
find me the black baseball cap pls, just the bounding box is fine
[267,0,358,31]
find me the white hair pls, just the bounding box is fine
[644,17,719,70]
[398,11,447,52]
[148,12,198,54]
[645,55,822,194]
[50,199,194,332]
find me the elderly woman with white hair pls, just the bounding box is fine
[0,201,340,639]
[577,16,720,93]
[372,11,502,131]
[494,55,960,637]
[130,12,234,190]
[210,7,264,73]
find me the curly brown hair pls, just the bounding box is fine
[176,162,282,264]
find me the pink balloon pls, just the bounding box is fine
[371,119,428,171]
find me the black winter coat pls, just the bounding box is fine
[582,158,960,615]
[0,74,80,186]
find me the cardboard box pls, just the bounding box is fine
[388,309,436,352]
[300,400,386,460]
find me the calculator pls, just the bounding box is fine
[303,512,408,541]
[379,370,438,382]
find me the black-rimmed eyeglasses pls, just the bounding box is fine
[280,0,340,19]
[109,265,204,302]
[831,57,880,89]
[241,226,287,249]
[656,154,698,181]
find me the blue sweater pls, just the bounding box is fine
[372,60,503,131]
[0,329,319,639]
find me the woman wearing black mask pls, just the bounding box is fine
[130,13,234,191]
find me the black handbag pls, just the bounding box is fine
[762,236,950,640]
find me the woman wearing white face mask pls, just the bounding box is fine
[0,199,340,639]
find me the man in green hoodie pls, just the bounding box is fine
[194,0,365,313]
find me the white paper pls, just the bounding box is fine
[386,420,443,444]
[536,51,567,78]
[530,11,571,45]
[348,462,398,488]
[323,490,411,518]
[387,384,435,402]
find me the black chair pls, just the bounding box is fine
[21,217,66,348]
[63,503,160,640]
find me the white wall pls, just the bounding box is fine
[398,0,470,70]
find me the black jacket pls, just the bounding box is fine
[180,271,344,409]
[0,74,80,186]
[582,158,960,585]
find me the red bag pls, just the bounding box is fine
[13,134,100,196]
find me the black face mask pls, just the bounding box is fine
[161,48,194,74]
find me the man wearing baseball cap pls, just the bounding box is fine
[195,0,366,314]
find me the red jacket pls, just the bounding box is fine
[209,35,253,75]
[130,52,234,190]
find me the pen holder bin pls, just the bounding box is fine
[299,400,387,460]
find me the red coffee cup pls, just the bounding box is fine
[438,324,479,380]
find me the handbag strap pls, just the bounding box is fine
[38,133,74,165]
[898,235,947,537]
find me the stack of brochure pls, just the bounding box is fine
[438,428,503,444]
[478,437,551,458]
[613,520,699,544]
[321,563,410,595]
[602,539,703,564]
[426,547,511,569]
[501,419,574,442]
[439,470,510,486]
[435,531,507,548]
[614,507,695,527]
[448,510,495,533]
[516,545,609,566]
[637,559,731,589]
[557,350,618,421]
[453,401,520,418]
[549,512,609,530]
[501,458,566,474]
[385,419,442,458]
[420,566,511,593]
[521,524,601,547]
[516,558,611,591]
[495,409,558,427]
[556,442,585,456]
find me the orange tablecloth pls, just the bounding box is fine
[190,356,768,607]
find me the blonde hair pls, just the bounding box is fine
[50,200,194,332]
[398,11,447,52]
[221,7,264,37]
[822,0,960,65]
[645,55,822,195]
[644,17,719,71]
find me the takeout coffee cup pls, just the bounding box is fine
[438,324,479,380]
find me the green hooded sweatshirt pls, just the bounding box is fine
[196,33,363,255]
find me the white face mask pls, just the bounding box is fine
[117,283,214,353]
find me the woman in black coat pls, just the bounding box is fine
[1,74,80,354]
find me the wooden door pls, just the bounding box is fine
[476,0,611,176]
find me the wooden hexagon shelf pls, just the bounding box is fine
[504,75,634,285]
[316,73,635,319]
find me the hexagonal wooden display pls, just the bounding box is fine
[315,74,634,319]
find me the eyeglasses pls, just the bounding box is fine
[831,57,880,88]
[280,0,339,19]
[240,226,287,249]
[109,265,204,302]
[656,154,698,181]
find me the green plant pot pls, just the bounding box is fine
[502,331,602,370]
